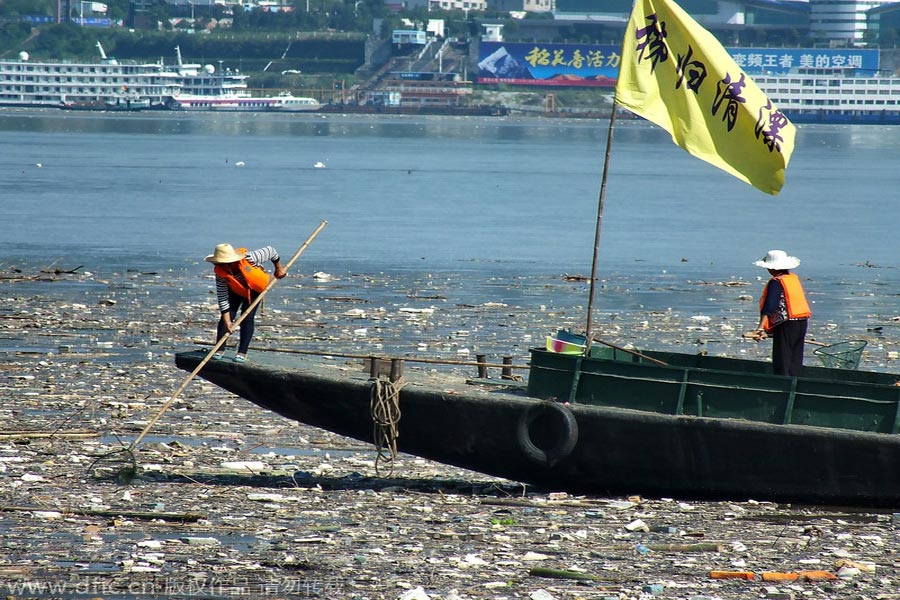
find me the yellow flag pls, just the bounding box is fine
[615,0,795,195]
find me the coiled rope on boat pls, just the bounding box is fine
[370,376,405,477]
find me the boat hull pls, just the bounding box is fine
[175,350,900,506]
[168,95,321,112]
[170,103,322,112]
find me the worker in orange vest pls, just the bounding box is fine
[205,243,286,362]
[752,250,812,376]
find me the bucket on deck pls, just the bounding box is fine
[813,340,867,370]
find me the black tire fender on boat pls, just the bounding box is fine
[517,401,579,466]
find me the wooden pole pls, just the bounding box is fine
[129,220,327,450]
[585,101,618,344]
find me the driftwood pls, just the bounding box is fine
[529,566,603,581]
[0,430,100,440]
[645,542,723,552]
[0,260,83,281]
[528,566,630,584]
[40,265,83,275]
[0,504,206,522]
[480,497,608,509]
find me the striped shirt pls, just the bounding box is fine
[214,246,280,312]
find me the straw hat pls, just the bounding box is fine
[205,243,245,264]
[753,250,800,270]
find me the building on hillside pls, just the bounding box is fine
[128,0,161,28]
[428,0,488,11]
[427,19,446,37]
[390,0,487,9]
[378,71,472,107]
[553,0,808,38]
[482,23,504,41]
[546,0,900,47]
[810,0,900,44]
[399,18,446,37]
[484,0,809,46]
[393,29,428,44]
[869,2,900,45]
[254,1,295,10]
[157,0,292,10]
[489,0,554,13]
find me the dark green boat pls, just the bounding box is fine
[176,341,900,507]
[529,344,900,434]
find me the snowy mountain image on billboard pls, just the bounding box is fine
[478,46,534,80]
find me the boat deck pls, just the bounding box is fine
[194,347,529,397]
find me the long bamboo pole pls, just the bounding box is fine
[188,341,530,370]
[584,103,618,342]
[129,220,328,450]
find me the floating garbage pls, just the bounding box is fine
[180,536,220,546]
[220,460,269,472]
[3,261,898,599]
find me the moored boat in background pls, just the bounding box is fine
[0,44,320,113]
[0,45,178,110]
[755,66,900,125]
[168,90,321,112]
[60,94,157,112]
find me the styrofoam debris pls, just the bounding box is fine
[220,461,268,472]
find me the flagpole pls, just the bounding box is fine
[584,98,619,346]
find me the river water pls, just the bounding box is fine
[4,110,900,600]
[3,108,900,353]
[3,108,899,276]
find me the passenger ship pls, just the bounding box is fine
[0,44,320,112]
[168,91,320,111]
[0,45,179,109]
[753,66,900,125]
[165,48,320,112]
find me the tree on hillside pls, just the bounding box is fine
[231,0,373,32]
[28,23,102,58]
[0,0,56,16]
[0,22,32,56]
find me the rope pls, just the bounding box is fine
[370,376,404,477]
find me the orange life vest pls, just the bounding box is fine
[759,272,811,332]
[214,247,270,301]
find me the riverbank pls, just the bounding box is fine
[3,261,900,599]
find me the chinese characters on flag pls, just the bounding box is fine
[615,0,795,195]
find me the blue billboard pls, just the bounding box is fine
[728,48,879,75]
[477,42,881,87]
[478,42,620,87]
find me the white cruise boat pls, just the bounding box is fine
[167,46,251,104]
[167,48,320,112]
[0,44,180,110]
[0,44,320,112]
[168,90,321,112]
[754,66,900,125]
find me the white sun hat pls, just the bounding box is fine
[753,250,800,270]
